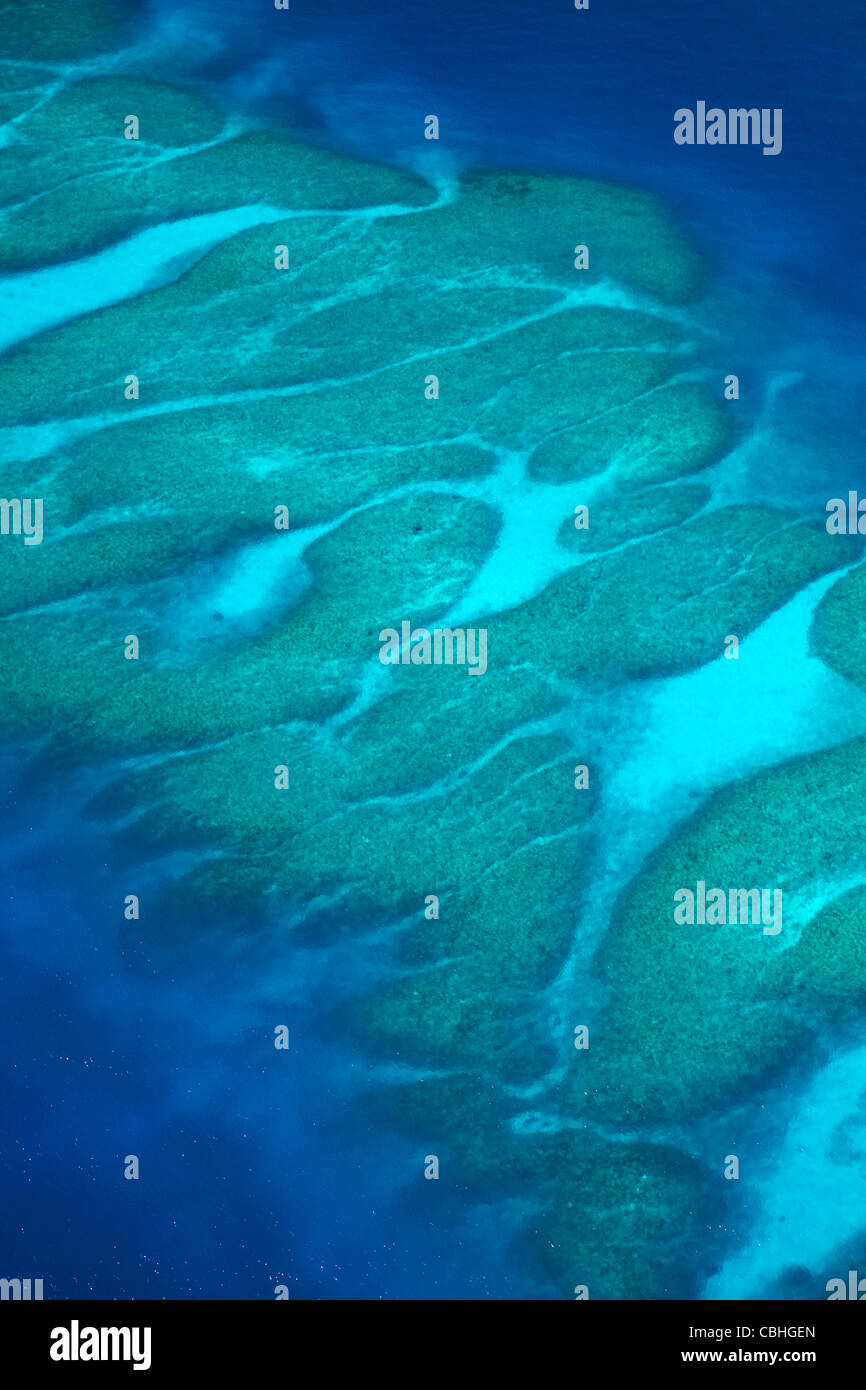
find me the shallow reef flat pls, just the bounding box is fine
[491,509,858,683]
[810,559,866,692]
[514,1142,728,1299]
[0,72,435,270]
[1,51,857,1297]
[400,169,705,302]
[557,480,711,554]
[0,0,123,61]
[774,882,866,1010]
[0,279,677,429]
[529,379,729,486]
[0,491,499,742]
[358,1073,732,1297]
[0,425,497,612]
[561,730,866,1126]
[0,64,57,124]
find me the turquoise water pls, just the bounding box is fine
[1,0,866,1301]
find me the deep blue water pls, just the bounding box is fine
[155,0,866,295]
[2,0,865,1300]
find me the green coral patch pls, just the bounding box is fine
[529,379,729,485]
[385,169,704,302]
[772,884,866,1007]
[104,731,589,1075]
[0,65,56,124]
[340,661,564,798]
[0,257,677,428]
[1,77,226,209]
[810,559,866,691]
[0,75,435,268]
[514,1140,725,1299]
[360,1072,726,1298]
[91,658,561,843]
[285,732,583,918]
[564,734,866,1124]
[557,481,710,554]
[0,0,124,58]
[488,509,860,684]
[343,760,591,1072]
[0,491,498,747]
[0,514,195,616]
[38,411,495,552]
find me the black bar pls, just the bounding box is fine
[2,1299,861,1375]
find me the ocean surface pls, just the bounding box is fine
[1,0,865,1300]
